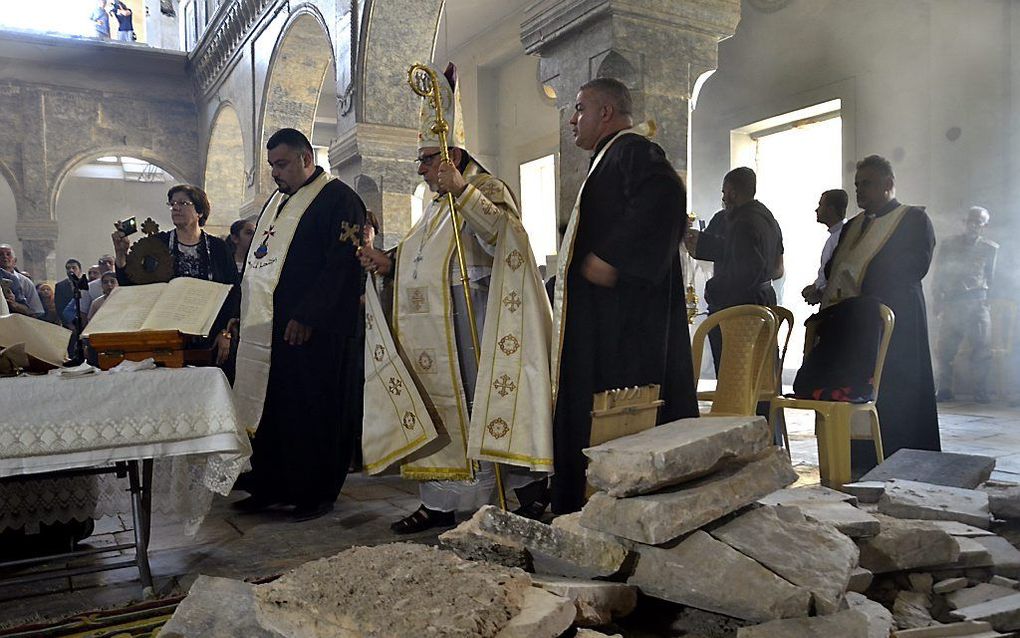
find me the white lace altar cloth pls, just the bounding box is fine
[0,367,251,535]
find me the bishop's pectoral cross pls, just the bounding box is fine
[412,252,425,280]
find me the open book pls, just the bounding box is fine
[83,278,232,338]
[0,313,71,366]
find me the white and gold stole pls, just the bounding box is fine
[233,171,332,433]
[821,204,909,309]
[550,128,635,408]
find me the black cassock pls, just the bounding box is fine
[829,200,940,473]
[244,168,366,507]
[551,133,699,514]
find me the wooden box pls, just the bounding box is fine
[90,330,186,371]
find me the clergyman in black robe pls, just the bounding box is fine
[551,78,699,514]
[234,129,366,520]
[825,154,939,475]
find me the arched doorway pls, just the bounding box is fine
[53,154,179,272]
[259,10,337,197]
[204,104,246,236]
[0,169,18,259]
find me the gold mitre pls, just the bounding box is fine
[417,62,467,151]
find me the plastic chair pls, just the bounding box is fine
[692,305,778,417]
[769,303,895,488]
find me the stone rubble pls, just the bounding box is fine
[879,479,992,529]
[530,575,637,627]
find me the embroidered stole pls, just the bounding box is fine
[821,204,909,309]
[233,171,332,433]
[550,129,634,406]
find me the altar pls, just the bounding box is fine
[0,366,250,591]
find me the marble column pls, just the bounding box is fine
[16,221,58,282]
[521,0,740,228]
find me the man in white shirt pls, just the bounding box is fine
[801,189,848,305]
[0,244,43,318]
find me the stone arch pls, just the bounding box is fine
[204,102,246,236]
[258,6,336,195]
[594,50,643,116]
[0,161,20,256]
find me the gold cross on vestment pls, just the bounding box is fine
[339,221,361,245]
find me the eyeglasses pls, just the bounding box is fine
[415,152,442,166]
[166,200,195,208]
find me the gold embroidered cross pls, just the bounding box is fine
[502,291,522,313]
[387,377,404,395]
[493,374,517,397]
[339,221,361,245]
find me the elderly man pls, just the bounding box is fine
[231,128,367,521]
[802,189,848,305]
[359,64,553,531]
[548,77,698,514]
[823,154,939,471]
[0,244,43,318]
[933,206,998,402]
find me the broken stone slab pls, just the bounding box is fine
[440,505,631,579]
[796,501,881,538]
[947,584,1018,611]
[844,481,887,503]
[628,530,811,622]
[735,609,871,638]
[892,621,1006,637]
[934,578,970,594]
[759,484,859,507]
[878,480,992,529]
[531,575,637,627]
[894,590,938,630]
[580,447,797,545]
[846,591,896,638]
[981,484,1020,520]
[849,567,874,593]
[910,573,935,594]
[584,416,773,497]
[857,515,961,573]
[989,575,1018,589]
[930,521,996,537]
[947,537,995,569]
[972,536,1020,578]
[255,543,533,638]
[861,449,995,489]
[495,587,576,638]
[949,592,1020,632]
[160,576,284,638]
[438,514,532,571]
[709,505,859,615]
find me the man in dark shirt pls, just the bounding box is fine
[110,1,134,42]
[686,167,784,370]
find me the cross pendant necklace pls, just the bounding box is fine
[412,197,445,280]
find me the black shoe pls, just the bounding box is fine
[936,390,955,402]
[231,495,275,513]
[390,505,455,534]
[291,501,335,522]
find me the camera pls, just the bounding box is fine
[116,216,138,237]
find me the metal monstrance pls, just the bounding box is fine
[406,63,507,511]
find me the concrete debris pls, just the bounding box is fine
[580,446,797,545]
[949,591,1020,632]
[846,591,896,638]
[628,530,811,622]
[858,515,961,573]
[531,575,637,627]
[892,620,1006,636]
[159,576,282,638]
[758,484,859,507]
[844,481,887,503]
[893,590,938,630]
[981,484,1020,520]
[849,566,875,593]
[972,535,1020,578]
[584,415,773,497]
[440,505,631,579]
[879,480,991,530]
[933,578,970,594]
[735,609,871,637]
[795,500,882,538]
[860,449,995,489]
[946,584,1018,611]
[709,505,859,615]
[494,587,575,638]
[929,521,996,537]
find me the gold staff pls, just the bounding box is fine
[407,63,507,511]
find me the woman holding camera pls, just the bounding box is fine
[111,184,239,363]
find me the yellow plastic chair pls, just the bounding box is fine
[769,303,895,488]
[761,306,795,449]
[692,305,778,417]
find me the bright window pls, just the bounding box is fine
[0,0,105,36]
[519,154,557,260]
